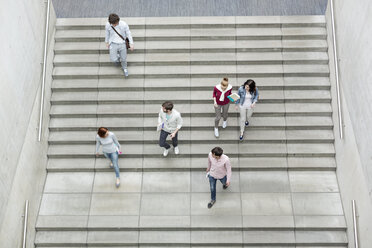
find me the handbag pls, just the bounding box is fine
[111,25,130,49]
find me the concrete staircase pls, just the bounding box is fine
[35,16,348,247]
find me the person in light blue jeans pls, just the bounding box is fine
[95,127,121,187]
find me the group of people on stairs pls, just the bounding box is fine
[97,13,259,208]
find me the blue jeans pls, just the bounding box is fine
[159,129,178,150]
[103,151,120,178]
[209,175,227,201]
[109,43,127,70]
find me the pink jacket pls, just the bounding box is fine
[213,85,232,105]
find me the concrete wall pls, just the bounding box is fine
[0,0,56,247]
[326,1,372,247]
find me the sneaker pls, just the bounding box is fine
[123,68,129,77]
[222,121,227,128]
[207,200,216,209]
[163,148,169,157]
[174,146,179,155]
[245,121,249,126]
[115,178,120,188]
[223,184,228,190]
[239,134,244,141]
[214,128,219,137]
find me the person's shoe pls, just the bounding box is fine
[115,178,120,188]
[123,68,129,77]
[174,146,179,155]
[223,184,228,190]
[245,121,249,126]
[109,162,113,168]
[214,128,219,137]
[239,134,244,141]
[163,148,169,157]
[222,121,227,128]
[207,200,216,209]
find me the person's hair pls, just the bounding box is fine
[243,79,256,94]
[221,77,229,86]
[211,147,223,157]
[162,101,174,111]
[108,13,120,24]
[97,127,108,137]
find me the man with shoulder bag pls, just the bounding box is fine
[105,13,134,77]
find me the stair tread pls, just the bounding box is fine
[55,16,326,28]
[48,130,334,142]
[53,52,329,64]
[50,89,331,102]
[51,77,331,90]
[47,143,335,156]
[49,103,332,115]
[49,116,334,129]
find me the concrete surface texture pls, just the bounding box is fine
[332,0,372,201]
[0,1,56,247]
[52,0,328,17]
[34,16,348,247]
[326,1,372,247]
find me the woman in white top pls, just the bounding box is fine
[235,80,259,141]
[95,127,121,187]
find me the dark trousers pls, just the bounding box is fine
[159,129,178,150]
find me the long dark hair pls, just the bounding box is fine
[242,79,256,94]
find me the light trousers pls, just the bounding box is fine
[239,107,253,133]
[214,104,230,128]
[109,42,127,70]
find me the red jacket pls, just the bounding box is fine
[213,85,232,105]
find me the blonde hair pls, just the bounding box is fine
[221,77,229,86]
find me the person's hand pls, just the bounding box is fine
[226,181,230,186]
[129,44,134,51]
[170,132,176,138]
[251,102,256,108]
[106,42,110,49]
[214,103,218,108]
[206,168,210,172]
[95,153,99,157]
[235,105,238,110]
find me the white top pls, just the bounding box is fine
[158,108,183,133]
[111,31,125,44]
[105,20,134,45]
[95,131,121,154]
[240,91,252,109]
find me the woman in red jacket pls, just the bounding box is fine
[213,78,232,137]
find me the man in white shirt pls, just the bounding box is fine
[105,13,134,77]
[158,101,183,157]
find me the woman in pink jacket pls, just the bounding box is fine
[213,78,232,137]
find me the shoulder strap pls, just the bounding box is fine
[111,25,125,40]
